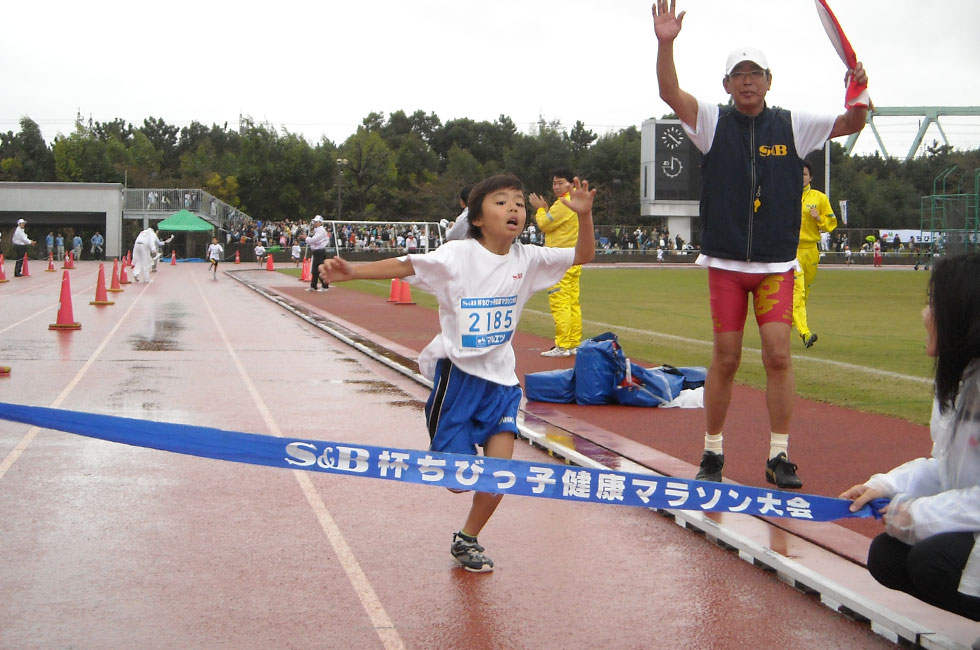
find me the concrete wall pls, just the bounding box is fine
[0,182,124,258]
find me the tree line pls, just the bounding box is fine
[2,112,978,230]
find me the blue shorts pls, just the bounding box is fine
[425,359,522,455]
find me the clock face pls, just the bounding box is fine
[651,121,701,200]
[661,156,683,178]
[660,126,684,149]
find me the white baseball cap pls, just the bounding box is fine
[17,218,26,224]
[725,47,769,76]
[312,215,323,223]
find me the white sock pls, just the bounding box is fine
[704,433,723,455]
[769,433,789,460]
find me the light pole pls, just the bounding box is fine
[336,158,348,220]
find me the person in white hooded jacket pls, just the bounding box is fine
[842,252,980,621]
[132,227,156,282]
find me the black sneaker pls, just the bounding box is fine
[695,450,724,482]
[766,453,803,489]
[450,531,494,572]
[803,333,818,349]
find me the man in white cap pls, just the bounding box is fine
[305,215,330,291]
[12,219,35,277]
[652,0,869,489]
[149,228,174,272]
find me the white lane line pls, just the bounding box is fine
[357,279,930,387]
[0,305,59,335]
[0,284,148,481]
[541,312,933,386]
[0,277,62,299]
[0,281,97,334]
[194,275,405,650]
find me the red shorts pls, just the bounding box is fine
[707,267,794,333]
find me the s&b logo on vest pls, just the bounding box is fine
[758,144,789,156]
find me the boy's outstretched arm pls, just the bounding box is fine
[561,178,596,266]
[653,0,698,129]
[320,256,415,284]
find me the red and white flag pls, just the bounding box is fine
[814,0,870,109]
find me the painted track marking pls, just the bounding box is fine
[358,278,929,386]
[0,283,148,480]
[194,274,405,650]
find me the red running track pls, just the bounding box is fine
[0,262,974,648]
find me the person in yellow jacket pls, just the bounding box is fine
[530,169,582,357]
[794,161,837,348]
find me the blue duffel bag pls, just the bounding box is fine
[524,368,576,403]
[614,360,685,407]
[573,332,627,405]
[658,364,707,390]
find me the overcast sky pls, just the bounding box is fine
[3,0,979,158]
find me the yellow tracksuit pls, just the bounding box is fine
[793,185,837,340]
[535,194,581,349]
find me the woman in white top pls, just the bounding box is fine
[842,253,980,620]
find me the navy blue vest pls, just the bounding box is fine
[699,105,803,263]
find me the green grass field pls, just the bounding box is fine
[288,264,935,425]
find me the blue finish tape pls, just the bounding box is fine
[0,402,884,521]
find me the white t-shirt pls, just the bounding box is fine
[446,207,470,241]
[307,225,328,250]
[404,239,574,385]
[207,243,224,261]
[12,226,31,246]
[683,98,836,274]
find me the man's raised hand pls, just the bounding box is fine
[652,0,685,42]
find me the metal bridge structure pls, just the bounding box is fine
[843,106,980,161]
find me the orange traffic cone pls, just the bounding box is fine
[119,258,131,284]
[0,254,7,283]
[21,253,30,277]
[127,250,134,267]
[107,259,123,293]
[300,258,313,282]
[170,250,177,265]
[235,250,241,264]
[49,270,82,330]
[395,279,415,305]
[89,263,115,306]
[266,253,275,271]
[387,278,401,302]
[63,252,75,269]
[45,252,56,272]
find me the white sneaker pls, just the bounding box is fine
[541,346,570,358]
